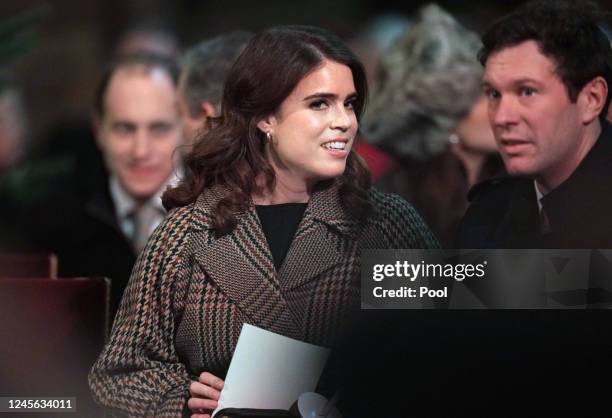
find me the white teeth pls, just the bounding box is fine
[323,141,346,150]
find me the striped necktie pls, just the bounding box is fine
[131,204,161,253]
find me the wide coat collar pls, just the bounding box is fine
[492,121,612,248]
[190,180,361,339]
[540,122,612,242]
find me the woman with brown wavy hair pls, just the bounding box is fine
[90,25,438,418]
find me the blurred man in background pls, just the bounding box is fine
[176,31,252,144]
[1,53,182,316]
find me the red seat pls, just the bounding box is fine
[0,277,109,417]
[0,253,58,278]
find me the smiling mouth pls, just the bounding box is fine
[321,140,348,151]
[128,166,159,176]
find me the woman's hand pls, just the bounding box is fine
[188,371,225,418]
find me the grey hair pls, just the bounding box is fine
[361,4,483,161]
[179,30,252,116]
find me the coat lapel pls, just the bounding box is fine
[495,180,541,248]
[191,182,360,338]
[85,185,135,252]
[192,186,302,339]
[280,181,360,292]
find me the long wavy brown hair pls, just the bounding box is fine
[163,25,371,236]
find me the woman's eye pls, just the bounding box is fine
[310,100,328,110]
[345,99,356,110]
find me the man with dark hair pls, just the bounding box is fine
[176,31,252,143]
[457,0,612,248]
[1,53,183,316]
[92,53,182,253]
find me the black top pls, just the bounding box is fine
[255,203,307,270]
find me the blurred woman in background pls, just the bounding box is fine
[361,4,503,247]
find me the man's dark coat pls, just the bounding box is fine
[0,160,136,316]
[457,122,612,249]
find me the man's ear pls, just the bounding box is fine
[200,101,217,118]
[579,76,608,125]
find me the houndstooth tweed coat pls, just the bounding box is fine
[89,181,438,417]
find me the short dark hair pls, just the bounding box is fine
[478,0,612,119]
[93,52,179,116]
[180,31,253,116]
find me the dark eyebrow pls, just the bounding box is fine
[111,121,136,129]
[149,121,174,129]
[303,92,358,101]
[512,78,542,85]
[482,78,542,89]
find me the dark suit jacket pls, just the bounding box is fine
[0,162,136,316]
[89,182,439,418]
[457,122,612,248]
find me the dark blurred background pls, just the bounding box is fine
[0,0,534,149]
[3,2,612,416]
[4,0,612,153]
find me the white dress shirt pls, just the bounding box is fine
[110,170,181,248]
